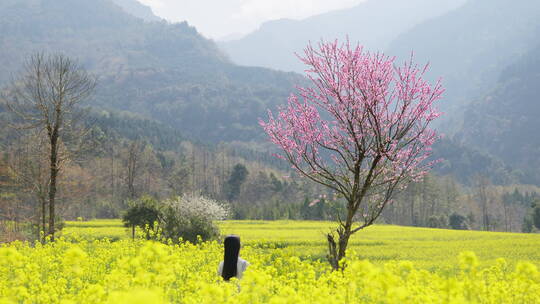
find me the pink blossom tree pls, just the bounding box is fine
[260,40,444,270]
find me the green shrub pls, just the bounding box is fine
[122,196,160,239]
[449,213,468,230]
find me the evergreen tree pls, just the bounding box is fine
[224,164,248,202]
[533,199,540,230]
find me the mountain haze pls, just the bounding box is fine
[220,0,467,72]
[111,0,161,22]
[387,0,540,125]
[0,0,304,142]
[0,0,536,185]
[221,0,540,134]
[383,0,540,183]
[459,42,540,183]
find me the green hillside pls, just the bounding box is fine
[459,42,540,183]
[387,0,540,121]
[0,0,304,142]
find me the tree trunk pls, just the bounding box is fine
[507,206,513,232]
[482,203,489,231]
[111,144,115,203]
[430,198,436,220]
[327,227,352,271]
[327,202,354,270]
[410,195,416,226]
[41,196,47,243]
[503,203,508,232]
[48,131,58,241]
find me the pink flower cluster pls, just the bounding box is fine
[260,39,443,199]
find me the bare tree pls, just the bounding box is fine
[474,175,491,231]
[3,53,96,241]
[0,156,30,242]
[502,193,511,232]
[167,166,191,196]
[124,140,144,200]
[7,131,50,242]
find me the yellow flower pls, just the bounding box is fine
[458,251,478,272]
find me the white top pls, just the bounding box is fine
[218,258,249,279]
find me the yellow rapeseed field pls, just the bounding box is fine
[0,220,535,303]
[66,220,540,270]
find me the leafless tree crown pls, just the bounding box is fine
[4,53,96,131]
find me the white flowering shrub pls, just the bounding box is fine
[158,194,229,243]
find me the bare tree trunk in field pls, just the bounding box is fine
[191,147,196,192]
[475,175,490,231]
[3,53,96,241]
[37,182,48,242]
[503,202,509,232]
[41,196,47,241]
[410,198,415,226]
[48,129,59,239]
[409,185,416,226]
[507,206,514,232]
[430,199,436,220]
[7,132,51,242]
[126,140,143,200]
[110,144,115,203]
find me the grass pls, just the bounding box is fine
[63,219,540,271]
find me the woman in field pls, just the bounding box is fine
[218,235,249,281]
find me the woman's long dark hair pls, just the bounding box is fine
[222,235,240,281]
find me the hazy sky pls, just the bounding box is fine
[138,0,365,40]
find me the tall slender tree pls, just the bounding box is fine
[125,140,144,200]
[261,40,443,269]
[7,131,50,242]
[474,175,491,231]
[3,53,96,241]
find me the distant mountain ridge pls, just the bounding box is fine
[387,0,540,126]
[0,0,304,142]
[385,0,540,183]
[458,41,540,183]
[221,0,540,133]
[0,0,533,185]
[111,0,161,22]
[220,0,467,72]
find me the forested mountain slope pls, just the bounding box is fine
[111,0,161,22]
[220,0,466,73]
[458,43,540,183]
[0,0,304,142]
[0,0,529,186]
[387,0,540,123]
[0,0,536,232]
